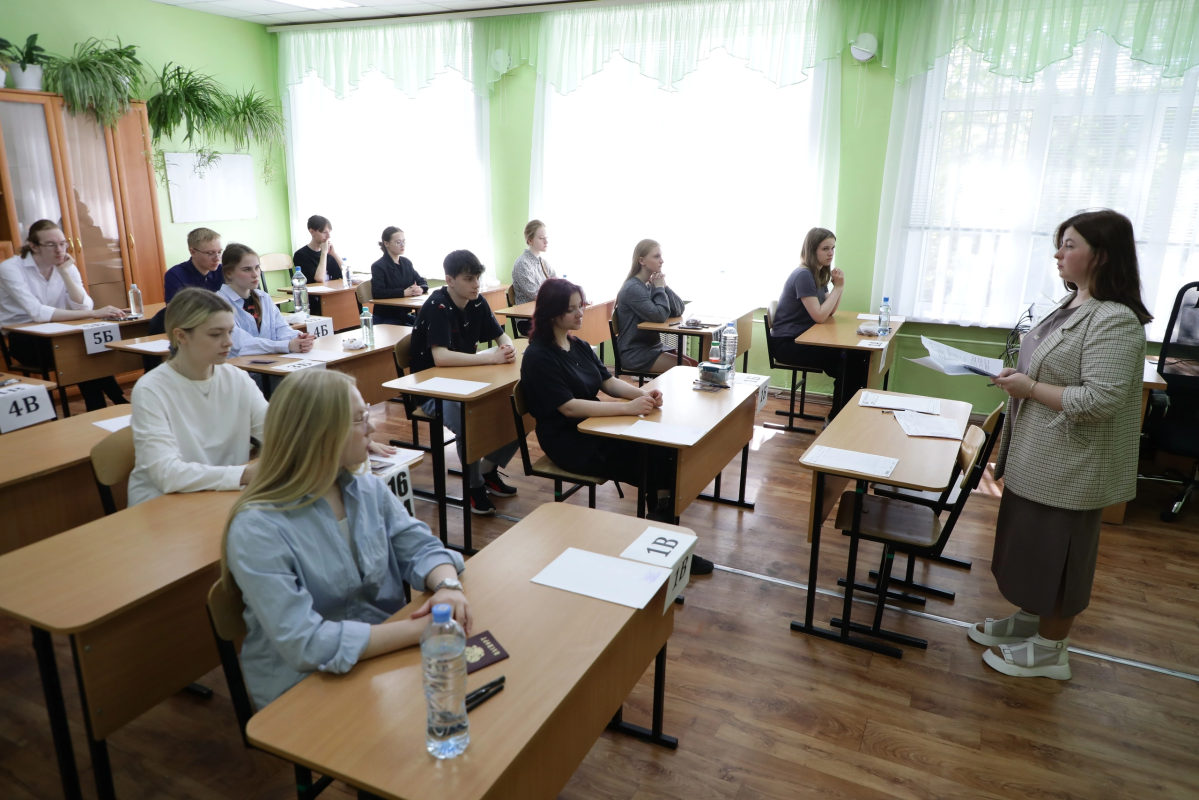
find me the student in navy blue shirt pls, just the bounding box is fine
[409,250,519,516]
[164,227,225,302]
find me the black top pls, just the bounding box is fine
[409,286,505,374]
[370,254,428,326]
[163,259,224,302]
[293,245,342,283]
[771,266,826,339]
[520,336,612,466]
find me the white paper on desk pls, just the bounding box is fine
[284,349,346,362]
[858,313,907,324]
[306,285,332,293]
[893,411,963,440]
[125,339,173,353]
[859,391,941,415]
[623,419,704,447]
[857,340,886,349]
[531,548,671,609]
[801,444,898,478]
[273,359,326,372]
[415,377,490,395]
[18,322,78,334]
[910,336,1003,378]
[92,415,132,433]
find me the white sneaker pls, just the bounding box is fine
[982,635,1072,681]
[967,611,1040,646]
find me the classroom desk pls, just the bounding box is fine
[373,285,512,325]
[792,389,971,657]
[0,370,57,391]
[277,279,366,332]
[247,503,684,800]
[497,298,615,347]
[636,303,755,368]
[794,310,902,412]
[1,304,164,416]
[228,325,411,405]
[0,404,130,555]
[382,341,529,553]
[578,366,759,519]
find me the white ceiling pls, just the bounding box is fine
[147,0,573,25]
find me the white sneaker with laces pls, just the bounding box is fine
[967,610,1040,646]
[983,635,1072,680]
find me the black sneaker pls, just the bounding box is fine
[690,554,714,575]
[482,469,518,497]
[469,487,496,516]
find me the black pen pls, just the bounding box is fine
[466,675,505,703]
[466,683,504,712]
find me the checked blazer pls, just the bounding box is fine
[993,293,1146,511]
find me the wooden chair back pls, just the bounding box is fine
[928,424,987,554]
[506,285,516,307]
[206,578,255,744]
[356,280,373,306]
[393,335,412,375]
[91,427,135,487]
[510,381,536,476]
[259,252,294,294]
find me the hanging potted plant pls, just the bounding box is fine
[1,34,50,91]
[44,39,145,127]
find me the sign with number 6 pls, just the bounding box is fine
[390,465,415,516]
[0,384,57,433]
[80,321,122,354]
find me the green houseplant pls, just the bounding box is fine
[43,39,145,128]
[2,34,50,90]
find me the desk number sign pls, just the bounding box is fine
[391,466,415,516]
[306,316,334,338]
[0,383,56,433]
[620,527,697,613]
[80,322,122,354]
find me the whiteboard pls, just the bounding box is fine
[164,152,258,223]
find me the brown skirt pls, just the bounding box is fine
[991,487,1103,617]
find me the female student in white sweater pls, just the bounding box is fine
[128,287,396,506]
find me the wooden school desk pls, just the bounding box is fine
[382,341,528,553]
[1,304,163,416]
[497,297,615,346]
[277,279,366,331]
[228,325,412,405]
[578,365,759,520]
[0,371,57,392]
[373,284,512,325]
[794,310,902,412]
[636,302,755,368]
[793,389,970,658]
[248,503,684,800]
[0,404,130,554]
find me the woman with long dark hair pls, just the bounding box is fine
[973,208,1151,680]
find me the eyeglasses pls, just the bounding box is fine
[393,240,406,247]
[353,404,372,428]
[34,241,69,251]
[192,248,222,259]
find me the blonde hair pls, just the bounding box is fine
[626,239,660,280]
[524,219,546,244]
[164,288,234,359]
[220,370,357,587]
[221,243,258,280]
[21,220,63,258]
[187,227,221,250]
[800,228,835,287]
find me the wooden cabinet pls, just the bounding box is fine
[0,90,167,306]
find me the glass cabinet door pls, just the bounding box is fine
[61,113,129,309]
[0,99,63,244]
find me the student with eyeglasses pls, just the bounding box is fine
[370,226,428,326]
[0,219,126,410]
[164,227,226,302]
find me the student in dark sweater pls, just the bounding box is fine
[519,277,713,575]
[293,214,343,283]
[164,227,225,302]
[370,226,428,326]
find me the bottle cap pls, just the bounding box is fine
[432,604,452,623]
[883,296,890,302]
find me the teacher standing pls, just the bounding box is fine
[972,209,1151,681]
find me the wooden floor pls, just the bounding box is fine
[2,385,1198,800]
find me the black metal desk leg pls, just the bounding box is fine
[637,444,648,519]
[698,444,755,510]
[742,350,748,373]
[69,635,115,800]
[433,400,449,545]
[459,401,472,554]
[738,442,750,503]
[802,472,824,628]
[32,627,83,800]
[607,644,678,749]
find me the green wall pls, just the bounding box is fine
[1,0,290,269]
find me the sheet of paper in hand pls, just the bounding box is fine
[908,336,1003,377]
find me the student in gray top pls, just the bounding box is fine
[511,219,557,306]
[614,239,697,374]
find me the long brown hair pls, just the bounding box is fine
[1055,210,1152,325]
[21,220,63,258]
[800,227,835,287]
[626,239,660,281]
[221,243,257,281]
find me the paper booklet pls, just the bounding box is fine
[892,410,964,440]
[907,336,1003,378]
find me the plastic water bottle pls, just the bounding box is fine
[291,267,309,319]
[343,257,352,283]
[127,284,143,318]
[878,296,892,336]
[421,604,469,759]
[360,305,374,347]
[708,327,721,363]
[722,322,738,378]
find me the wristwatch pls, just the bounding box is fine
[432,577,464,593]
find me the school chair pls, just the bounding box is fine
[355,278,373,309]
[830,425,987,649]
[762,303,825,434]
[608,306,663,387]
[506,285,530,339]
[259,252,295,294]
[389,336,456,453]
[509,381,620,507]
[206,578,334,800]
[89,426,134,515]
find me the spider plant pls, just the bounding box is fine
[43,39,145,128]
[218,88,284,153]
[146,62,226,145]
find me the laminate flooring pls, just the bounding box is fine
[1,385,1197,800]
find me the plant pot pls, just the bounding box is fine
[10,64,44,91]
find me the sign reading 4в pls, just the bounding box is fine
[0,384,57,433]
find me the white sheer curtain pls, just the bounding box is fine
[532,50,839,306]
[874,32,1199,339]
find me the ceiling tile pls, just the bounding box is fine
[268,9,344,21]
[209,0,302,13]
[146,0,209,6]
[190,3,256,17]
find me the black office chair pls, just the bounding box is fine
[762,304,826,433]
[1143,281,1199,522]
[608,306,662,387]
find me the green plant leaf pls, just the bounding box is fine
[43,38,145,128]
[146,62,226,145]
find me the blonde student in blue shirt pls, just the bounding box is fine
[222,369,469,709]
[217,243,316,358]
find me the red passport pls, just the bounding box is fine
[464,630,509,674]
